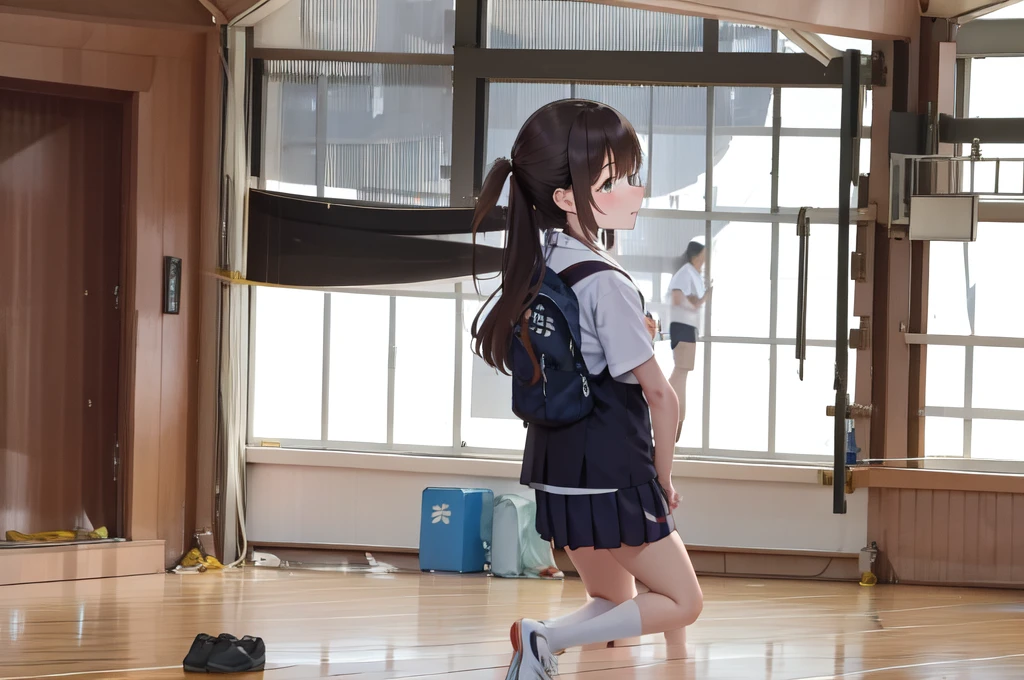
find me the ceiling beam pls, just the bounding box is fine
[224,0,290,25]
[0,0,215,28]
[455,47,880,87]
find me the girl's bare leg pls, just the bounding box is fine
[541,533,703,653]
[636,580,689,658]
[668,342,696,442]
[560,547,639,651]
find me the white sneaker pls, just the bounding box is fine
[507,619,557,678]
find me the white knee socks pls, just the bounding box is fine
[543,599,643,653]
[542,597,617,630]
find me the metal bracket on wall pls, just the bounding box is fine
[826,402,873,419]
[849,318,871,350]
[818,469,856,494]
[870,51,887,88]
[851,251,867,281]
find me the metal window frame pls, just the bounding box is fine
[247,3,884,465]
[934,52,1024,462]
[910,332,1024,461]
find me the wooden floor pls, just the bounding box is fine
[2,568,1024,679]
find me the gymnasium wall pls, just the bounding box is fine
[0,13,221,567]
[245,452,869,555]
[862,469,1024,587]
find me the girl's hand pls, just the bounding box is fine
[660,478,680,510]
[644,315,658,340]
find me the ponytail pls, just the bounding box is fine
[471,158,546,374]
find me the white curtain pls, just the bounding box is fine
[219,26,251,567]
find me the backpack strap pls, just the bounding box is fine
[559,260,620,287]
[559,260,646,308]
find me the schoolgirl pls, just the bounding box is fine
[470,99,703,679]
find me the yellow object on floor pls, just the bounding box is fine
[5,527,108,542]
[178,547,225,570]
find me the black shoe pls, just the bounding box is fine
[183,634,237,673]
[207,636,266,674]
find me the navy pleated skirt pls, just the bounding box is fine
[534,478,676,551]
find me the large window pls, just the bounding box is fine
[922,54,1024,461]
[249,1,869,462]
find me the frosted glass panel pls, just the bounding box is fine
[925,417,964,457]
[252,288,325,440]
[776,346,857,456]
[393,297,455,446]
[256,0,456,53]
[461,301,527,451]
[328,293,390,443]
[487,0,702,51]
[708,223,771,338]
[709,343,769,451]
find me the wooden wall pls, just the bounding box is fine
[866,472,1024,588]
[0,13,220,567]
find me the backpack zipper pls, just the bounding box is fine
[540,355,548,396]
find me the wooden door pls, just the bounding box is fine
[0,86,123,538]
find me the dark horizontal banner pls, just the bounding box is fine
[248,189,507,235]
[247,189,506,287]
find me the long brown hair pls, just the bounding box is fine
[470,99,643,373]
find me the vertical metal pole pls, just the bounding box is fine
[958,57,973,460]
[645,85,655,198]
[796,208,809,380]
[834,50,860,514]
[451,0,487,207]
[386,296,397,446]
[315,75,327,198]
[770,35,782,456]
[703,18,719,54]
[701,85,715,453]
[246,288,257,444]
[321,293,332,443]
[453,283,464,453]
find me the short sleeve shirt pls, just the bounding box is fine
[543,231,654,384]
[667,262,705,327]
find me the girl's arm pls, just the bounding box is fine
[672,288,709,309]
[633,356,679,489]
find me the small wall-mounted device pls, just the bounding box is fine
[164,256,182,314]
[908,194,979,242]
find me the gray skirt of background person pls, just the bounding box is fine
[670,322,698,370]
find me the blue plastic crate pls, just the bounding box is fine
[419,487,493,573]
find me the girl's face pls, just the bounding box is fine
[589,156,645,231]
[692,251,706,271]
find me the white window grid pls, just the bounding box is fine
[908,53,1024,463]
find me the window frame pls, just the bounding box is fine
[912,50,1024,462]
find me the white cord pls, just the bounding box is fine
[225,285,249,569]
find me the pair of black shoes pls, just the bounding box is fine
[183,633,266,673]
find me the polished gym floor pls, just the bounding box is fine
[2,566,1023,679]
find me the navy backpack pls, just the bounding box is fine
[509,260,624,428]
